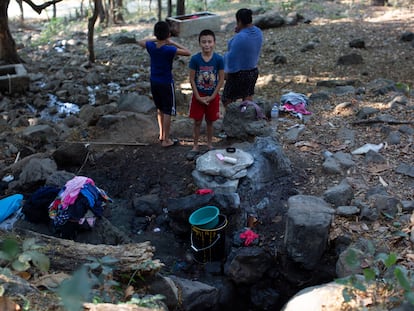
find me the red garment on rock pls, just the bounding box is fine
[239,229,259,246]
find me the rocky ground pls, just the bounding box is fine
[1,0,414,310]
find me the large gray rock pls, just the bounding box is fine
[222,101,270,139]
[241,136,292,185]
[195,149,254,179]
[284,195,335,269]
[168,275,219,311]
[10,157,58,190]
[118,93,155,114]
[323,178,354,207]
[224,247,272,284]
[95,111,158,144]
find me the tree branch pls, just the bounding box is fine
[22,0,64,15]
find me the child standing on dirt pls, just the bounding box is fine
[138,21,191,148]
[186,29,224,161]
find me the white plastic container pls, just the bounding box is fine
[270,104,279,131]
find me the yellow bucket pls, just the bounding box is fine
[190,214,228,263]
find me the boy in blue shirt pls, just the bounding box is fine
[187,29,224,160]
[138,21,191,147]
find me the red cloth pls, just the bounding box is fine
[239,229,259,246]
[195,189,214,195]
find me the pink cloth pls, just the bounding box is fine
[281,102,312,115]
[239,229,259,246]
[60,176,95,209]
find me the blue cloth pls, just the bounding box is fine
[0,194,23,223]
[189,52,224,96]
[224,26,263,73]
[280,92,309,106]
[145,41,177,84]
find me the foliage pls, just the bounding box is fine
[336,248,414,309]
[127,294,166,308]
[32,18,64,46]
[0,237,50,273]
[395,82,410,95]
[127,259,158,285]
[58,256,164,310]
[58,255,121,311]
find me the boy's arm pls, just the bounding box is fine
[210,69,225,99]
[189,69,203,103]
[137,37,155,48]
[167,39,191,56]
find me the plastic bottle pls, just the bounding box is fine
[270,104,279,131]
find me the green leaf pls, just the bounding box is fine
[22,238,37,251]
[376,252,389,263]
[393,231,409,238]
[363,268,376,281]
[384,253,397,268]
[345,248,360,268]
[335,278,350,285]
[382,212,394,219]
[353,279,367,292]
[405,291,414,306]
[18,252,32,264]
[27,251,50,272]
[0,250,13,261]
[366,240,376,255]
[1,239,20,258]
[394,267,411,291]
[11,259,30,272]
[100,256,119,265]
[58,266,94,310]
[392,221,401,228]
[84,262,100,270]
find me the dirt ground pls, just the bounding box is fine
[3,0,414,309]
[76,0,414,259]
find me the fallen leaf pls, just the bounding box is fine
[16,271,31,281]
[366,164,392,174]
[32,272,71,289]
[124,285,135,300]
[406,254,414,262]
[294,141,320,149]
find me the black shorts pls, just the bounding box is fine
[150,81,176,116]
[222,68,259,104]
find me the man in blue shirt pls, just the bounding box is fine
[222,8,263,107]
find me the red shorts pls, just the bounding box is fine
[189,93,220,122]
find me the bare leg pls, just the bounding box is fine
[157,110,163,141]
[206,120,214,150]
[192,120,202,151]
[162,113,174,147]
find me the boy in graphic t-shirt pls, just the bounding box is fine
[187,29,224,160]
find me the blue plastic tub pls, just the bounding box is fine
[189,206,220,229]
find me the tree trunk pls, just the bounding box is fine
[371,0,387,5]
[167,0,171,17]
[176,0,185,16]
[0,0,22,64]
[88,0,101,63]
[114,0,124,24]
[11,227,163,275]
[157,0,161,21]
[16,0,24,21]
